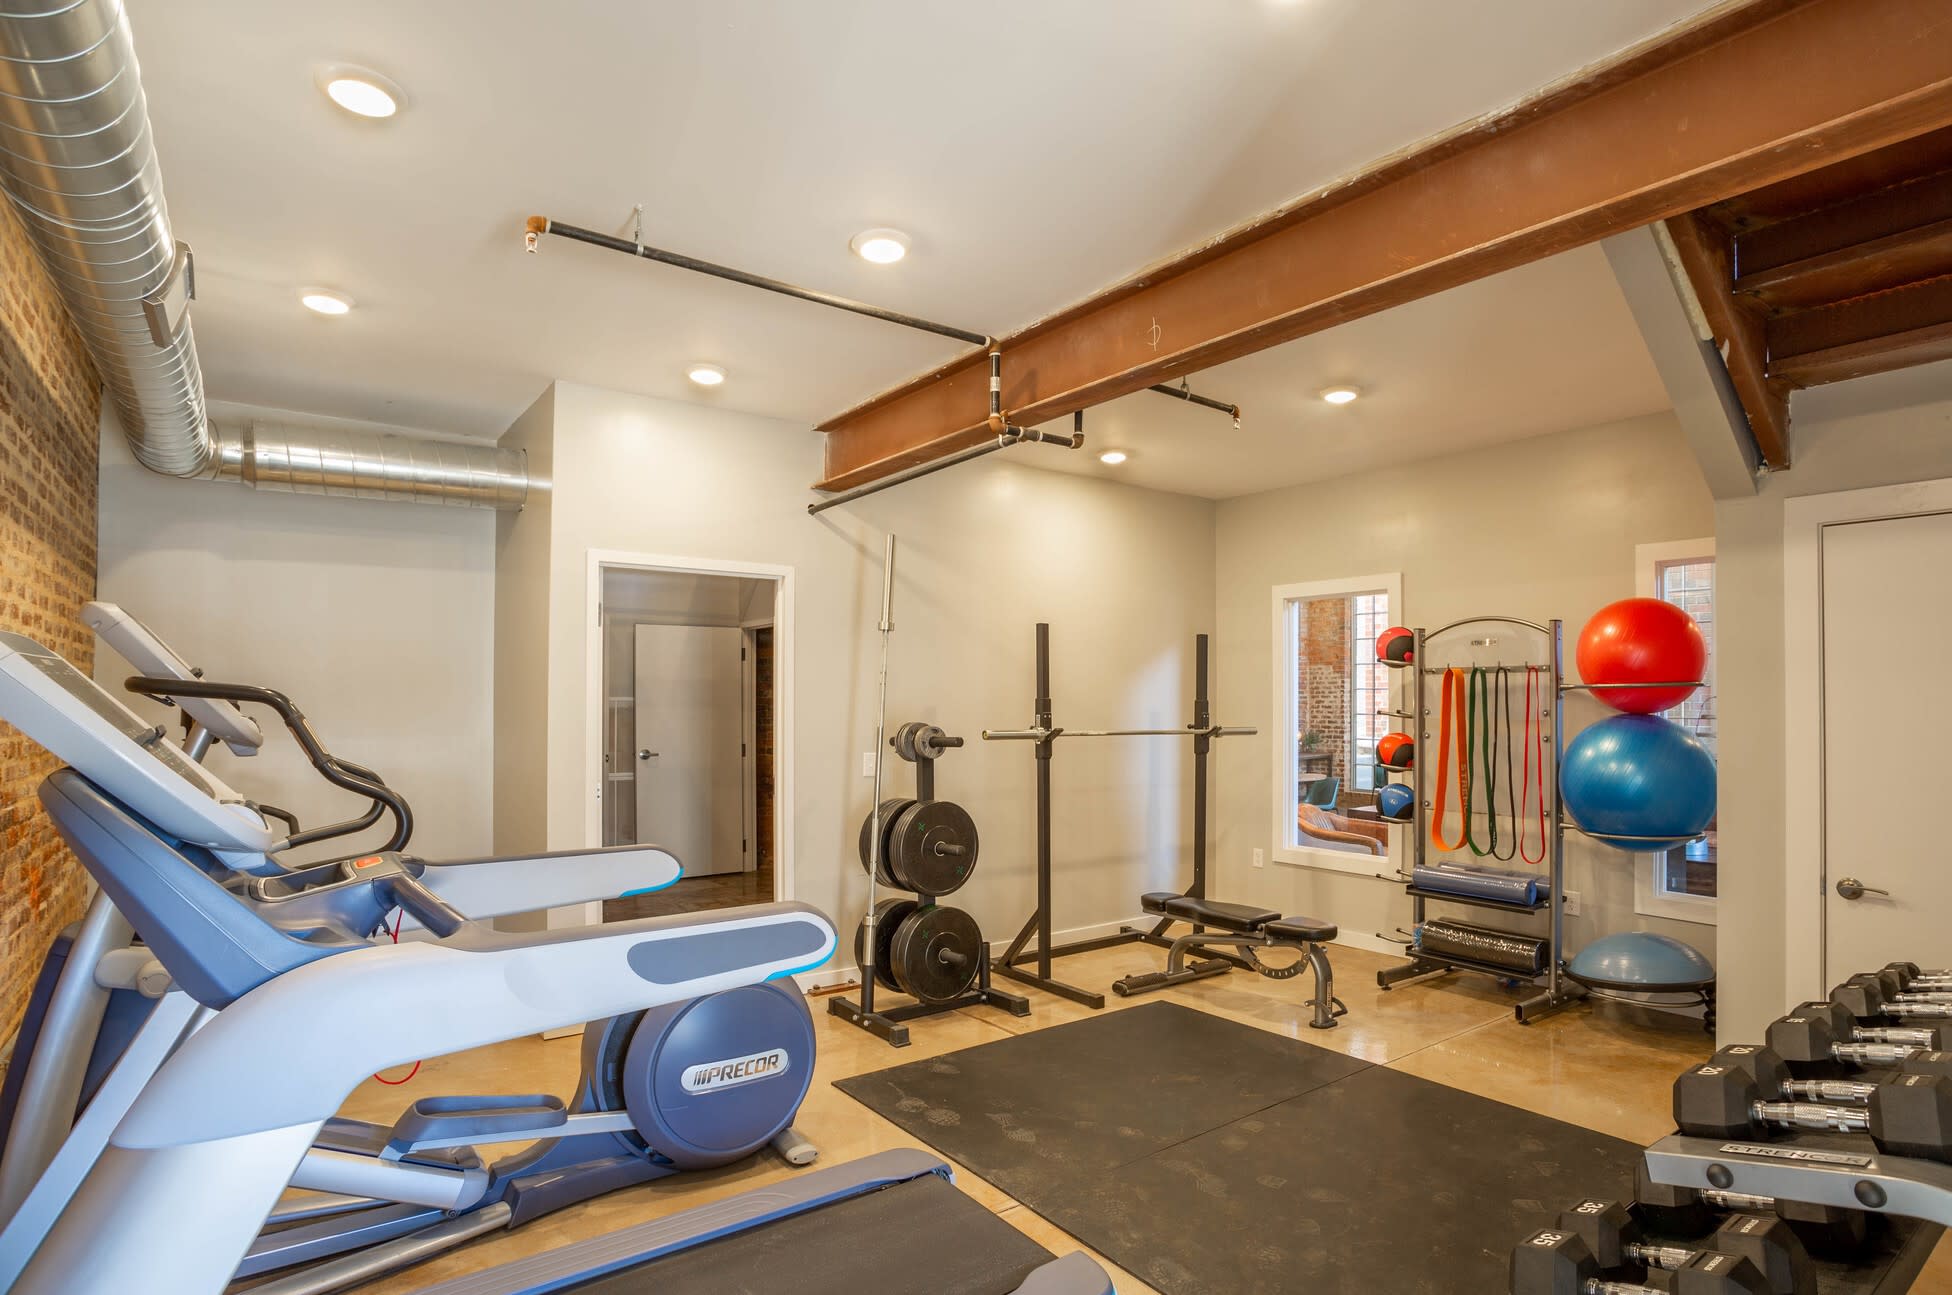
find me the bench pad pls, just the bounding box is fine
[1264,916,1338,943]
[1161,896,1281,932]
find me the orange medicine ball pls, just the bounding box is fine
[1377,732,1414,768]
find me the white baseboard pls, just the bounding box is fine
[1328,929,1407,958]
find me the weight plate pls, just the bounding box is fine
[856,798,917,885]
[886,799,979,897]
[892,721,925,764]
[852,897,917,994]
[890,904,981,1005]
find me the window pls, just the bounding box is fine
[1270,573,1403,876]
[1633,540,1716,922]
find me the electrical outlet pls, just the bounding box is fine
[862,752,876,778]
[1561,890,1582,916]
[1252,847,1264,869]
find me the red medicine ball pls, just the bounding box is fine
[1376,626,1414,663]
[1377,732,1414,768]
[1575,598,1706,715]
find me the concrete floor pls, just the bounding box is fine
[328,941,1951,1294]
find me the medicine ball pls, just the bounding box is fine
[1376,626,1414,663]
[1376,783,1414,820]
[1377,732,1414,768]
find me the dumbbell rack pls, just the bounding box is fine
[828,723,1030,1048]
[1374,616,1712,1024]
[1643,1131,1952,1228]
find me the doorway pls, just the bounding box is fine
[1785,480,1952,995]
[592,558,789,919]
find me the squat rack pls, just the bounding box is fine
[982,624,1254,1008]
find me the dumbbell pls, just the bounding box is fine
[1831,976,1952,1023]
[1882,962,1952,991]
[1510,1230,1769,1294]
[1632,1160,1870,1258]
[1772,1000,1952,1071]
[1557,1199,1811,1295]
[1674,1044,1952,1162]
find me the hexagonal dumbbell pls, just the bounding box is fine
[1674,1044,1952,1162]
[1633,1160,1871,1260]
[1832,976,1952,1024]
[1882,962,1952,992]
[1556,1199,1812,1295]
[1509,1229,1770,1295]
[1768,1002,1952,1078]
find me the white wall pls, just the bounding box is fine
[498,381,1217,965]
[1713,386,1952,1041]
[1213,412,1717,968]
[95,408,497,864]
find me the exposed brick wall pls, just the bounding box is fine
[1298,597,1351,789]
[0,196,102,1050]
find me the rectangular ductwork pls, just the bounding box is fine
[0,0,527,510]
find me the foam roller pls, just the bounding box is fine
[1411,862,1542,906]
[1416,919,1546,973]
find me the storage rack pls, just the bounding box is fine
[1373,616,1708,1023]
[828,724,1031,1047]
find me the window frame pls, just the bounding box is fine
[1630,538,1717,925]
[1269,572,1404,878]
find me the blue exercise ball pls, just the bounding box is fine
[1569,932,1714,990]
[1376,783,1414,820]
[1560,714,1715,850]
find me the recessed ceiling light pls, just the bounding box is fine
[300,289,353,316]
[1320,385,1361,405]
[849,228,910,264]
[1098,450,1128,465]
[687,363,727,387]
[319,65,405,119]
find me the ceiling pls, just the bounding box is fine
[1025,245,1671,498]
[124,0,1723,459]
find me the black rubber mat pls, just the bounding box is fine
[835,1001,1368,1199]
[575,1172,1061,1295]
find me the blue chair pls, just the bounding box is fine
[1303,776,1340,808]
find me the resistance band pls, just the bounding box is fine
[1431,667,1469,851]
[1517,666,1549,865]
[1488,668,1519,862]
[1465,668,1493,856]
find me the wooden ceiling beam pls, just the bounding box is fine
[1767,275,1952,385]
[1664,214,1791,467]
[818,0,1952,490]
[1734,216,1952,312]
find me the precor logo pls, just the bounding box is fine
[681,1047,791,1094]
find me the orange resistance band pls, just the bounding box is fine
[1518,667,1548,865]
[1431,667,1470,851]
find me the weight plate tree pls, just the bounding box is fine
[832,721,1029,1046]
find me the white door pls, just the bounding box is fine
[1821,510,1952,984]
[633,625,746,877]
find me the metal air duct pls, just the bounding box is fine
[0,0,526,510]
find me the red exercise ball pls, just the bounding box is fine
[1377,732,1414,768]
[1376,626,1414,663]
[1576,598,1706,714]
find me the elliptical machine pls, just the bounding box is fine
[0,607,818,1295]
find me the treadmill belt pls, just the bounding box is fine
[572,1172,1057,1295]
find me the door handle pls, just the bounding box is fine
[638,749,659,761]
[1835,877,1891,901]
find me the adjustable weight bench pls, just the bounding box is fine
[1112,893,1346,1028]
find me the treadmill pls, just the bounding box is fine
[0,632,1110,1295]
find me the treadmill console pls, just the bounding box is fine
[81,601,264,756]
[0,633,274,853]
